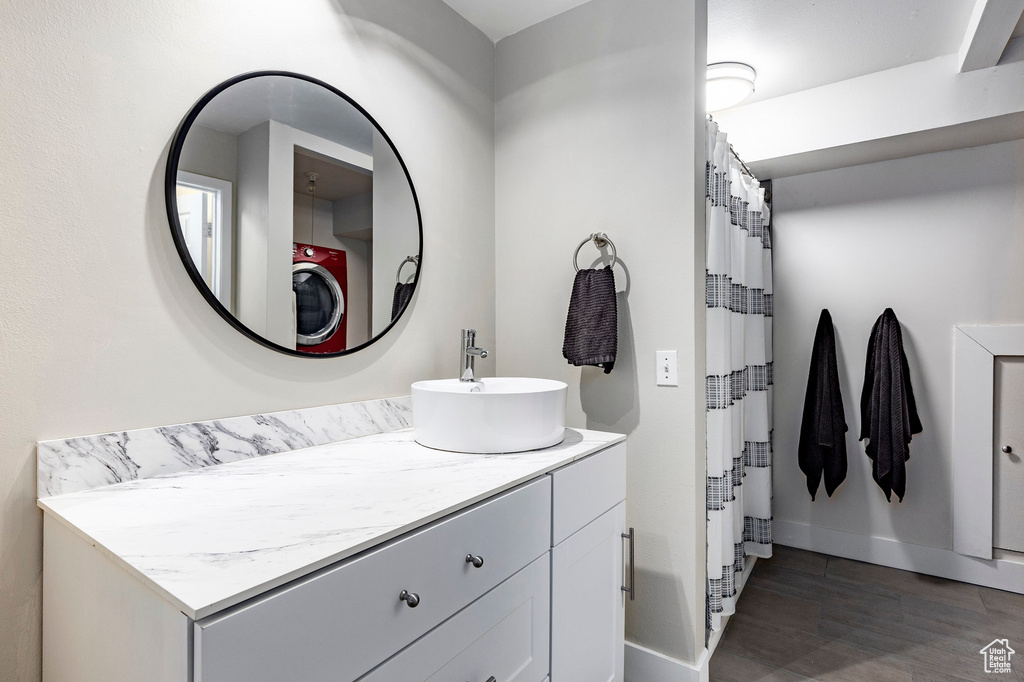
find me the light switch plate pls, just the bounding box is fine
[657,350,678,386]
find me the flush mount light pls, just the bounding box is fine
[706,62,756,112]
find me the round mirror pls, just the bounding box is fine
[165,71,422,357]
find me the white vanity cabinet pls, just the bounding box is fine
[195,478,552,682]
[41,437,627,682]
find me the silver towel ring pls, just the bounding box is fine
[573,233,617,272]
[396,255,419,284]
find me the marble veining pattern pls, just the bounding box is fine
[38,428,623,620]
[37,397,412,498]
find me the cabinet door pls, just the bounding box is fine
[550,502,626,682]
[994,357,1024,553]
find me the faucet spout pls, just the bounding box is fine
[460,329,489,382]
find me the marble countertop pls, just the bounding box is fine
[38,427,624,620]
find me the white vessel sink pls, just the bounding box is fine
[412,377,567,454]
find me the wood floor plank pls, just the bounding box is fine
[720,613,913,682]
[735,585,820,635]
[764,545,830,576]
[911,666,991,682]
[721,549,1023,682]
[817,601,980,659]
[748,563,902,620]
[709,651,809,681]
[978,586,1024,623]
[902,594,1024,643]
[718,614,809,669]
[826,557,986,613]
[816,616,994,682]
[782,635,914,682]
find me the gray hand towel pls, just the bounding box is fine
[562,268,617,374]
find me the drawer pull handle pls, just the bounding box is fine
[621,527,635,601]
[399,590,420,608]
[465,554,485,568]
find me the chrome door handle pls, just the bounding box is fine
[621,527,635,601]
[399,590,420,608]
[465,554,485,568]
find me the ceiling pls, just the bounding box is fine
[294,152,372,202]
[445,0,1017,105]
[196,75,374,155]
[441,0,591,42]
[708,0,979,104]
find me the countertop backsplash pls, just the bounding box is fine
[37,396,412,498]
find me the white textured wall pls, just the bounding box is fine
[0,0,494,678]
[495,0,708,665]
[772,139,1024,552]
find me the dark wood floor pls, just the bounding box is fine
[711,546,1024,682]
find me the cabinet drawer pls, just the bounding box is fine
[550,442,626,546]
[360,554,550,682]
[194,477,551,682]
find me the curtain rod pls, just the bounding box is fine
[707,113,757,180]
[729,144,755,179]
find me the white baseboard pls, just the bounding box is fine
[774,520,1024,594]
[624,642,708,682]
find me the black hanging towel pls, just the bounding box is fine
[391,282,415,321]
[859,308,922,502]
[798,309,848,500]
[562,268,617,373]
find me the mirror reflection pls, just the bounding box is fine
[169,72,421,356]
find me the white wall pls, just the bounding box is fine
[332,194,373,345]
[237,121,273,340]
[772,139,1024,552]
[0,0,494,678]
[495,0,708,666]
[372,129,421,330]
[333,192,372,238]
[178,125,238,185]
[336,237,372,346]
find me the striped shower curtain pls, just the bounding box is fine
[705,118,773,633]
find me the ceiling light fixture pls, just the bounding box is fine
[706,62,756,112]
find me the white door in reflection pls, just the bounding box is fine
[176,171,233,311]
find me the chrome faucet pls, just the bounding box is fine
[460,329,489,382]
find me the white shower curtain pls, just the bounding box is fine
[705,119,773,633]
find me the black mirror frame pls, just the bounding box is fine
[164,70,423,358]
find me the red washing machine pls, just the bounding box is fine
[292,243,348,354]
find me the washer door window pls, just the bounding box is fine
[293,262,345,346]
